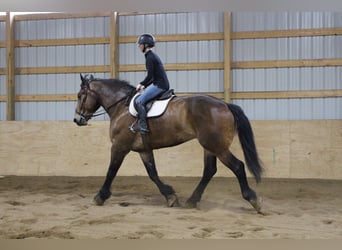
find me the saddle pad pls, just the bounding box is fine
[129,93,175,118]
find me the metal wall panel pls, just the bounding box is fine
[119,12,224,96]
[119,12,224,36]
[15,17,110,40]
[233,97,341,120]
[0,20,5,120]
[0,75,5,120]
[0,20,5,40]
[232,12,342,31]
[14,16,110,121]
[231,12,342,120]
[232,36,342,61]
[15,45,109,67]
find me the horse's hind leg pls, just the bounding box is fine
[219,151,261,213]
[139,151,180,207]
[185,150,217,208]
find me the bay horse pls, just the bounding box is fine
[74,74,264,213]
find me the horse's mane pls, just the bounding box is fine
[88,76,136,105]
[94,78,135,91]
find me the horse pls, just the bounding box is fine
[73,74,264,213]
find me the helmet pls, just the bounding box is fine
[137,33,155,47]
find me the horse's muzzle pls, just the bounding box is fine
[73,113,88,126]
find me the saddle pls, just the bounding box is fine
[129,89,175,118]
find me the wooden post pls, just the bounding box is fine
[6,12,15,120]
[110,12,119,78]
[224,12,231,103]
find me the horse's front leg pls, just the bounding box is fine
[139,151,180,207]
[94,145,129,206]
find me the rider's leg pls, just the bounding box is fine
[134,85,166,133]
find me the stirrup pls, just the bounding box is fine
[129,120,149,134]
[129,120,139,133]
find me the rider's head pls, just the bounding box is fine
[137,33,155,53]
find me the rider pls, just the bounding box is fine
[133,33,170,134]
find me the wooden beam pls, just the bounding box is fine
[118,28,342,44]
[0,41,5,48]
[0,68,6,75]
[119,62,224,72]
[118,12,184,16]
[15,94,77,102]
[13,12,111,21]
[0,95,6,102]
[232,59,342,69]
[231,90,342,99]
[13,93,226,102]
[6,12,15,120]
[110,12,119,78]
[15,37,110,47]
[119,33,224,43]
[177,92,224,99]
[231,27,342,40]
[223,12,231,103]
[10,89,342,102]
[15,65,110,75]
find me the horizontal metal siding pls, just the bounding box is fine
[231,12,342,120]
[119,12,224,36]
[119,40,224,64]
[14,17,110,39]
[232,12,342,31]
[232,36,342,61]
[15,45,109,67]
[14,17,110,121]
[120,70,224,92]
[232,97,341,120]
[0,22,5,42]
[0,74,5,120]
[0,20,5,120]
[232,67,341,92]
[119,12,224,95]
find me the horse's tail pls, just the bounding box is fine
[227,103,263,183]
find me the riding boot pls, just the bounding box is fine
[135,103,149,134]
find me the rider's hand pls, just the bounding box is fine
[136,84,144,91]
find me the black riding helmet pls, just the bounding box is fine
[137,34,155,52]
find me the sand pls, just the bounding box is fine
[0,176,341,239]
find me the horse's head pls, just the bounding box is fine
[73,74,101,126]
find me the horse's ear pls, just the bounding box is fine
[80,73,84,82]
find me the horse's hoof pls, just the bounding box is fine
[249,197,262,213]
[166,194,180,207]
[93,194,105,206]
[185,199,197,209]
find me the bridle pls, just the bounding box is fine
[76,79,136,121]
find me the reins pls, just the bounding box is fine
[90,94,131,118]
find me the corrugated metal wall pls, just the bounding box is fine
[0,19,6,120]
[14,16,111,121]
[119,12,225,95]
[1,12,341,121]
[231,12,342,120]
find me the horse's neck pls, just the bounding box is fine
[96,84,130,115]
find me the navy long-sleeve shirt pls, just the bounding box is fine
[139,50,170,90]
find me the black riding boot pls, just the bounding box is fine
[135,103,149,134]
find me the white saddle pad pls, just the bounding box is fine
[129,93,175,118]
